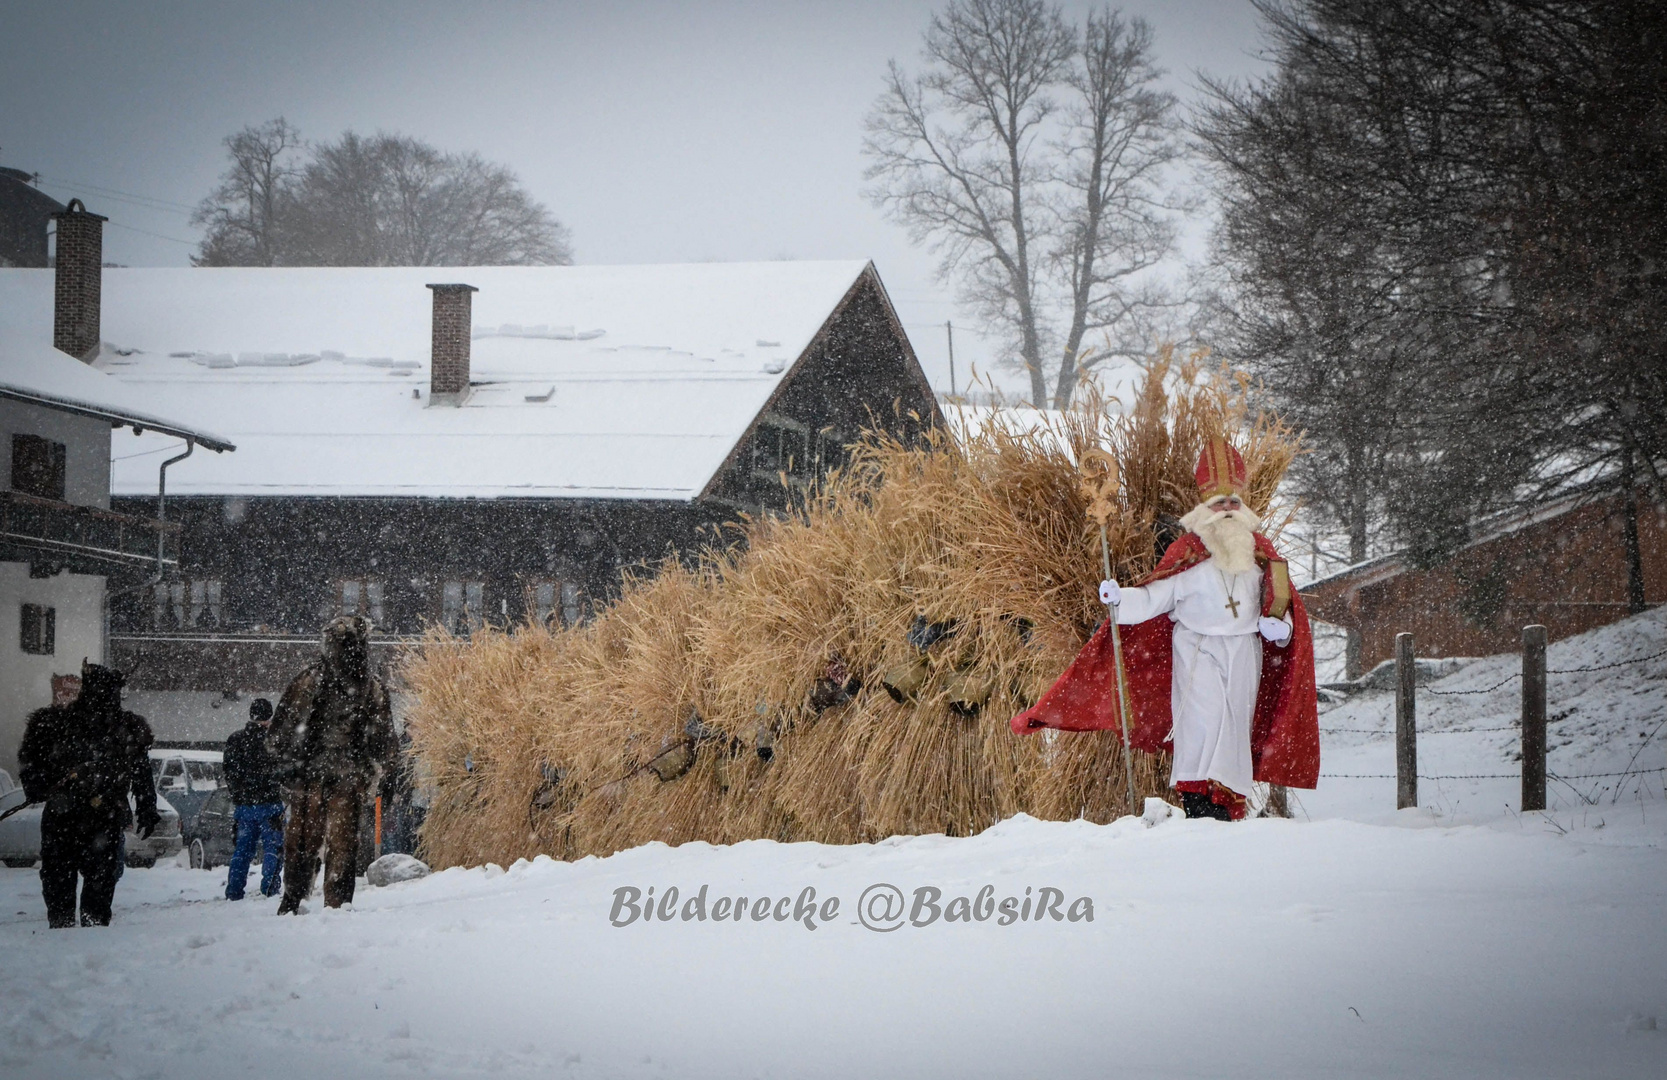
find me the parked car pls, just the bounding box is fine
[149,749,224,837]
[0,769,33,868]
[0,768,183,868]
[185,786,237,869]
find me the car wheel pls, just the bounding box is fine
[3,857,35,869]
[126,855,157,869]
[189,839,206,870]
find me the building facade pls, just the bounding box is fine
[1303,489,1666,671]
[0,165,63,269]
[0,260,937,743]
[1,205,234,771]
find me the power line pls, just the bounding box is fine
[106,220,198,246]
[36,174,196,215]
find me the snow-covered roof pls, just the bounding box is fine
[0,261,881,500]
[0,338,235,452]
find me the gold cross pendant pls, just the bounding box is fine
[1224,595,1241,618]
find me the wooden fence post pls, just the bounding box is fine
[1395,632,1417,809]
[1521,624,1548,812]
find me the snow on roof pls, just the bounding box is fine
[0,337,234,452]
[0,261,877,500]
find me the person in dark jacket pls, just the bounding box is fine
[222,697,284,900]
[269,615,397,913]
[381,726,425,856]
[17,661,160,928]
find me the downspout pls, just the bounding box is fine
[157,439,194,570]
[100,437,194,667]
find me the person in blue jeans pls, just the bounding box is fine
[222,699,284,900]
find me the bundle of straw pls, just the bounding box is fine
[403,349,1300,866]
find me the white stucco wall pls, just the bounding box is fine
[123,690,283,745]
[0,562,104,777]
[1,397,113,776]
[0,397,112,509]
[124,690,417,746]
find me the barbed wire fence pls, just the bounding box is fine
[1313,632,1667,806]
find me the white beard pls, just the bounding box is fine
[1180,503,1260,574]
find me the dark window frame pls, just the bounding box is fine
[11,434,67,501]
[20,604,55,655]
[332,578,385,627]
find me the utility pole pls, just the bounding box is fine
[946,320,956,397]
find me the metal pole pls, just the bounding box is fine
[1521,624,1548,812]
[1395,632,1417,809]
[1099,524,1138,815]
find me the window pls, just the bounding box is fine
[441,580,486,634]
[20,604,55,654]
[531,581,584,629]
[185,759,221,790]
[150,580,224,629]
[750,414,832,484]
[533,582,559,628]
[156,758,186,794]
[189,580,223,627]
[11,434,67,500]
[334,579,385,626]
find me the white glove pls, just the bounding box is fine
[1099,579,1121,606]
[1258,616,1292,646]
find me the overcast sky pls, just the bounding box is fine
[1,0,1270,394]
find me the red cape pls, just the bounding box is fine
[1010,532,1320,790]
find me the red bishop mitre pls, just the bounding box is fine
[1195,436,1247,499]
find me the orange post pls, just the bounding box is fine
[374,795,383,858]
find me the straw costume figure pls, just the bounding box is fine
[269,615,397,912]
[1013,437,1319,819]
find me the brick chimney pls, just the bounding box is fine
[426,283,478,402]
[51,199,107,362]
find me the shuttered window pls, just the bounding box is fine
[11,434,67,500]
[20,604,55,655]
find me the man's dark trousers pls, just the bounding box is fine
[226,803,284,900]
[40,804,124,928]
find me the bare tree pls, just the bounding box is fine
[193,123,573,267]
[1050,10,1186,405]
[863,0,1184,407]
[283,131,387,266]
[288,134,574,266]
[191,118,302,267]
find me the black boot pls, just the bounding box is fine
[1181,791,1234,821]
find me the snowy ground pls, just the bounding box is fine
[3,614,1664,1080]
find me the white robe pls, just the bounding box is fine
[1113,558,1270,797]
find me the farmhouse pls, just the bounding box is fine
[0,257,938,743]
[0,163,62,268]
[1,203,233,773]
[1303,486,1665,672]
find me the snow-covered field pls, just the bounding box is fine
[3,612,1664,1080]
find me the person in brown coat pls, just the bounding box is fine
[268,615,396,913]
